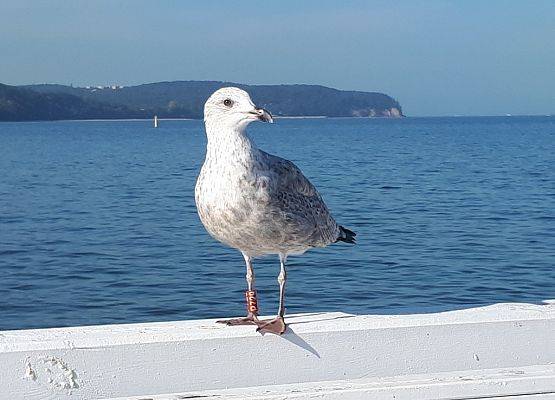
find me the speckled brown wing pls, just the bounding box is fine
[260,151,341,248]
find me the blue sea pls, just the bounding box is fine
[1,116,554,330]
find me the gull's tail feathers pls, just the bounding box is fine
[336,226,356,244]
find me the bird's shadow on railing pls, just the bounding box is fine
[277,313,359,358]
[281,327,321,358]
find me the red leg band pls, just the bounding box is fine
[245,290,259,314]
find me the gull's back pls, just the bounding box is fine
[256,150,341,251]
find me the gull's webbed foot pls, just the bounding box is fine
[256,316,286,335]
[217,313,259,326]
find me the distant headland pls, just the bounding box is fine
[0,81,403,122]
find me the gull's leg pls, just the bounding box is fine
[257,254,287,335]
[217,253,259,326]
[277,256,287,318]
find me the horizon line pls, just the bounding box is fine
[1,115,553,124]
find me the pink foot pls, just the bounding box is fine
[256,316,287,335]
[217,314,258,326]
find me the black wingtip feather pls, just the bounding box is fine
[336,226,356,244]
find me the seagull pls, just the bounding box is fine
[195,87,356,335]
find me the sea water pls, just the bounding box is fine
[0,116,553,330]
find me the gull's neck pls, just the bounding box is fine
[204,119,257,163]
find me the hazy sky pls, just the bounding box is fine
[1,0,554,116]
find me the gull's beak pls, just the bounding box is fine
[249,107,273,123]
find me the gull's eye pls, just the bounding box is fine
[223,99,233,107]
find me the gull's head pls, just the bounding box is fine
[204,87,273,130]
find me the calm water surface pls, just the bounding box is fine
[0,117,554,330]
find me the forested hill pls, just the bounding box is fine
[1,81,403,121]
[0,84,142,121]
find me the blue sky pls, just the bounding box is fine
[1,0,553,116]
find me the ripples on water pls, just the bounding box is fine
[0,117,553,330]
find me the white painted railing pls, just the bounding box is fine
[1,301,554,399]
